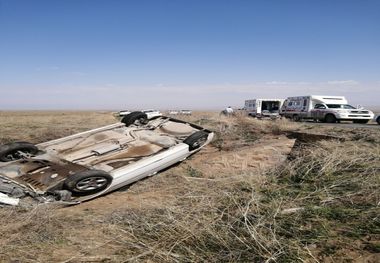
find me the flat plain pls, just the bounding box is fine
[0,111,379,262]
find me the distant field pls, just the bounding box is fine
[0,111,379,262]
[0,110,219,144]
[0,111,116,144]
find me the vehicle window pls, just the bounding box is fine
[327,104,356,109]
[342,104,356,109]
[326,104,341,108]
[326,104,356,109]
[314,104,326,109]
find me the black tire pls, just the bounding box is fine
[353,120,369,124]
[292,115,301,122]
[184,131,209,151]
[376,117,380,125]
[121,111,148,126]
[325,114,337,123]
[64,170,112,196]
[0,142,39,162]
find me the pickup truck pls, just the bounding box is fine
[311,104,374,123]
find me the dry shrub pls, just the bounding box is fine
[0,205,69,261]
[262,140,380,260]
[104,177,285,262]
[211,116,299,150]
[101,139,380,262]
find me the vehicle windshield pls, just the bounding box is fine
[326,104,356,109]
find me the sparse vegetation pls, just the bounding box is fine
[0,111,379,262]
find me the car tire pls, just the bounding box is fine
[376,116,380,125]
[0,142,39,162]
[121,111,148,126]
[353,120,369,124]
[325,114,337,123]
[64,170,113,196]
[184,131,209,151]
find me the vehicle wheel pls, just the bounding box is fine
[64,170,112,196]
[292,115,301,122]
[353,120,369,124]
[184,131,209,151]
[121,111,148,126]
[376,117,380,125]
[0,142,39,162]
[325,114,337,123]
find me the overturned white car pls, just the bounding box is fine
[0,112,213,206]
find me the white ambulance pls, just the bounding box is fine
[244,99,285,118]
[281,95,374,123]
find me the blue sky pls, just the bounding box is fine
[0,0,379,109]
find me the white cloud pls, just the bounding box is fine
[0,80,378,110]
[34,66,60,71]
[264,81,311,86]
[327,80,359,85]
[265,81,289,85]
[69,71,86,76]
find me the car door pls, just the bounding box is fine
[312,104,326,120]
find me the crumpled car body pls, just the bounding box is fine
[0,113,213,206]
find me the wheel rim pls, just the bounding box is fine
[75,176,108,191]
[193,136,207,148]
[5,149,32,161]
[134,117,148,125]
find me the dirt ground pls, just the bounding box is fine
[0,111,379,262]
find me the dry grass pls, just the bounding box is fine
[0,111,116,144]
[96,140,379,262]
[0,111,379,262]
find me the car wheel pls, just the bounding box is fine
[353,120,369,124]
[376,116,380,125]
[64,170,112,196]
[325,114,337,123]
[184,131,209,151]
[0,142,39,162]
[121,111,148,126]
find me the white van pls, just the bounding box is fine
[244,99,285,118]
[281,95,374,123]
